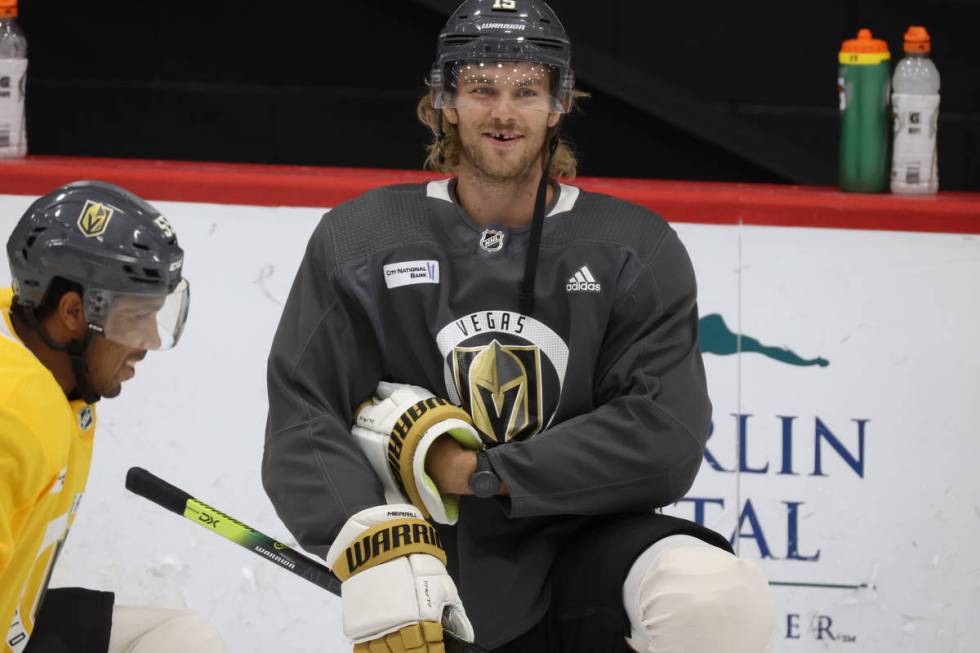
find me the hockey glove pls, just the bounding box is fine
[352,381,482,524]
[326,504,475,653]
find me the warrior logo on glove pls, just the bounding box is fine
[437,310,569,446]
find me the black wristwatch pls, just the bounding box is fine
[468,450,501,498]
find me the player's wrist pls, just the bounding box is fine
[455,448,479,495]
[427,436,477,495]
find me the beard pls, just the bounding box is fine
[96,381,122,399]
[86,369,122,398]
[456,123,547,185]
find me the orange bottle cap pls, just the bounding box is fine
[839,28,890,65]
[0,0,17,19]
[840,28,889,54]
[904,26,931,53]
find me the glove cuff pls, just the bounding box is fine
[387,398,472,513]
[326,505,446,582]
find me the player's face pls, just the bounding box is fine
[84,335,148,399]
[447,61,561,182]
[83,294,164,398]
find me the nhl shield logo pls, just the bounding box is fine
[78,406,94,430]
[479,228,505,253]
[77,200,114,238]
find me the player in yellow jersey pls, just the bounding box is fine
[2,181,224,653]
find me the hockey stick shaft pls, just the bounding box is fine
[125,466,342,595]
[125,467,485,653]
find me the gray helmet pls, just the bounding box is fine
[430,0,575,114]
[7,180,189,350]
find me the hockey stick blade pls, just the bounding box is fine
[125,467,486,653]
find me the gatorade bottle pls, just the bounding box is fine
[891,26,940,195]
[0,0,27,158]
[838,29,891,193]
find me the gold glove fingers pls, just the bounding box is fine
[354,621,445,653]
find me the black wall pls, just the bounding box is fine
[17,0,980,189]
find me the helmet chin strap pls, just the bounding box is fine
[22,308,102,404]
[435,113,448,168]
[65,333,101,404]
[519,125,561,316]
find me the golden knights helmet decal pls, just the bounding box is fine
[454,340,542,444]
[77,200,114,238]
[437,310,569,447]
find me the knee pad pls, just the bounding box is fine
[153,612,225,652]
[109,606,226,653]
[624,536,775,653]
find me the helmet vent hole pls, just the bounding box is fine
[143,268,160,279]
[528,37,562,50]
[25,235,36,248]
[132,243,151,251]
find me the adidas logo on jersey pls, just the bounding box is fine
[566,266,601,293]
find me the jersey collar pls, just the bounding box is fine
[426,178,580,218]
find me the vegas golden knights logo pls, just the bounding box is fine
[453,339,542,444]
[77,200,114,238]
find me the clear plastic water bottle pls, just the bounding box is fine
[891,26,940,194]
[0,0,27,158]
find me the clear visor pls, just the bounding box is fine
[84,279,190,350]
[431,60,572,114]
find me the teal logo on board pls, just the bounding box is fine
[699,314,829,367]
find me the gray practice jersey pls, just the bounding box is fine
[263,180,711,647]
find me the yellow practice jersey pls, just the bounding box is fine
[0,288,96,653]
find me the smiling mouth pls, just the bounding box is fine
[486,131,522,143]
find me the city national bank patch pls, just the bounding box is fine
[383,260,440,289]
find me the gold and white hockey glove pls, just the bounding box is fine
[352,381,482,524]
[326,504,475,653]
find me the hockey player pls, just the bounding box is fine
[264,1,775,651]
[1,181,224,652]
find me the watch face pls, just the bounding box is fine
[470,471,499,498]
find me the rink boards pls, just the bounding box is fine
[0,174,977,652]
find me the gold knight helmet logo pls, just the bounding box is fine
[77,200,114,238]
[454,339,542,444]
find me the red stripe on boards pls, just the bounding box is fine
[1,156,977,234]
